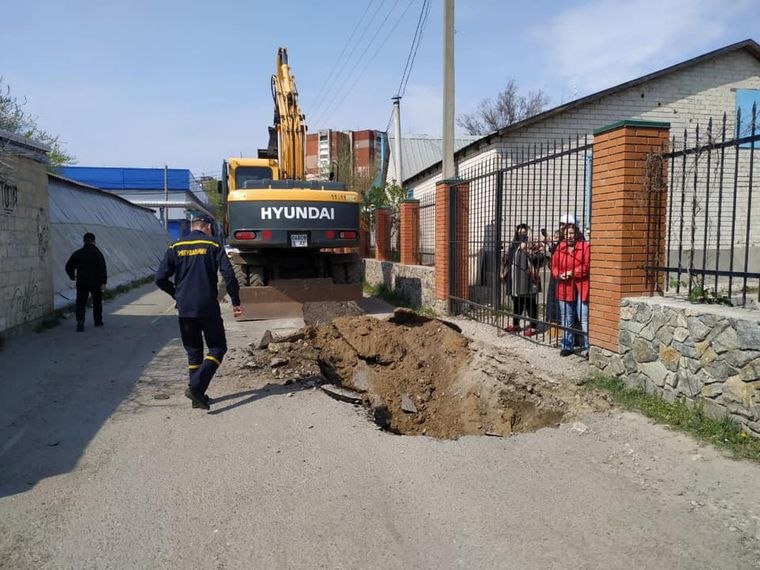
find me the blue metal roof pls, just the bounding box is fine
[58,166,194,191]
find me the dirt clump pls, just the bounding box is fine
[227,308,609,439]
[302,301,364,328]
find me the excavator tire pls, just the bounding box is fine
[345,259,363,284]
[248,266,265,287]
[233,263,249,287]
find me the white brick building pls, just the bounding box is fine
[406,39,760,277]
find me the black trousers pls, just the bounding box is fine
[511,294,538,328]
[76,284,102,325]
[179,315,227,395]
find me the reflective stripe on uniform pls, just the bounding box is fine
[188,364,201,370]
[204,355,221,366]
[171,240,220,249]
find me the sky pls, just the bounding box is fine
[2,0,758,177]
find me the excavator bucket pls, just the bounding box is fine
[235,279,362,321]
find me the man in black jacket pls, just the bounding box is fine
[65,232,108,332]
[155,216,242,410]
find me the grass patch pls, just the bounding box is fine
[102,276,153,301]
[587,375,760,462]
[363,282,438,317]
[35,309,67,333]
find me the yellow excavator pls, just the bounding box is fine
[219,48,363,319]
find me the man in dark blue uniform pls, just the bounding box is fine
[155,215,243,410]
[65,232,108,332]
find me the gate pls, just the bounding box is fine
[449,136,593,346]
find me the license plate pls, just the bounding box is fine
[290,234,308,247]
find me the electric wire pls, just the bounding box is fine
[311,0,406,128]
[316,0,415,129]
[309,0,388,123]
[308,0,379,120]
[395,0,430,98]
[398,0,431,98]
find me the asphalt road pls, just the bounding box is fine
[1,284,759,569]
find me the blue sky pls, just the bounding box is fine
[2,0,758,176]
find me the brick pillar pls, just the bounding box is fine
[589,120,670,352]
[399,200,420,265]
[434,181,470,303]
[359,217,371,258]
[375,207,391,261]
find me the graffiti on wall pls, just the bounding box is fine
[11,272,40,322]
[37,207,49,259]
[1,178,19,215]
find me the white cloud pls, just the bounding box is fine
[534,0,750,94]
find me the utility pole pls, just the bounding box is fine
[392,96,403,185]
[163,164,169,231]
[442,0,455,180]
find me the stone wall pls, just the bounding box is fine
[0,135,53,336]
[590,297,760,436]
[363,259,447,314]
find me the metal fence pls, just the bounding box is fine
[450,137,592,349]
[645,105,759,306]
[419,192,435,266]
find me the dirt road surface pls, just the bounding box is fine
[1,284,759,569]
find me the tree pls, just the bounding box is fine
[199,176,224,221]
[0,78,76,167]
[457,79,549,135]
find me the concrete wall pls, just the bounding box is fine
[48,175,171,309]
[590,297,760,437]
[364,259,446,314]
[0,137,53,336]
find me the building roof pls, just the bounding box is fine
[386,135,479,185]
[0,128,50,161]
[405,38,760,186]
[48,172,157,213]
[58,166,196,191]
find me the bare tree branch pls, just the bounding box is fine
[457,79,549,135]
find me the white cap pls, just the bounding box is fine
[560,213,577,225]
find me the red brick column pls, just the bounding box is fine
[375,207,391,261]
[589,120,670,352]
[359,217,370,258]
[434,181,470,302]
[399,200,420,265]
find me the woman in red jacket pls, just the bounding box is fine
[551,224,590,357]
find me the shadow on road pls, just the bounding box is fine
[0,285,181,498]
[207,377,317,415]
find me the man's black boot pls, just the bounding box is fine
[184,387,210,410]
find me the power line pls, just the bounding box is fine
[309,0,388,123]
[308,0,378,119]
[396,0,430,98]
[311,0,406,128]
[398,0,431,98]
[316,0,416,129]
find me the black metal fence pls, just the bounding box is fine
[645,105,759,306]
[450,137,592,350]
[419,192,435,266]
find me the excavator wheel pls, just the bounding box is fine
[344,258,363,284]
[233,263,249,287]
[248,266,265,287]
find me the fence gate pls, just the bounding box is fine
[449,137,593,346]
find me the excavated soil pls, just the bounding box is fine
[223,308,609,439]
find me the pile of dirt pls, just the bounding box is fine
[228,308,609,439]
[302,301,364,328]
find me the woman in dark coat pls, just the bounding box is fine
[500,224,543,336]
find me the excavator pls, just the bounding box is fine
[219,47,363,319]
